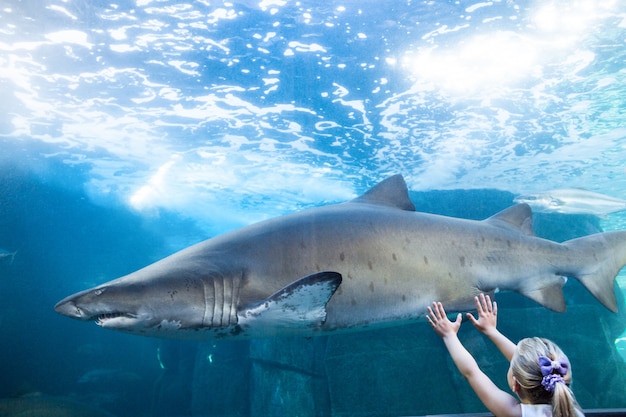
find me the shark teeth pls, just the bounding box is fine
[95,312,132,325]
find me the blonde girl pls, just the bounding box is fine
[426,294,584,417]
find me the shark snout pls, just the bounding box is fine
[54,297,87,319]
[54,300,75,317]
[54,287,105,320]
[54,286,147,330]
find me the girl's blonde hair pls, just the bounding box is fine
[510,337,583,417]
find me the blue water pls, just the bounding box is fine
[1,0,626,416]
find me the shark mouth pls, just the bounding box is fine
[95,312,136,326]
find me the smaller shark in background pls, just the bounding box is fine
[0,248,17,264]
[514,188,626,216]
[77,368,141,385]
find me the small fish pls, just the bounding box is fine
[0,248,17,264]
[514,189,626,216]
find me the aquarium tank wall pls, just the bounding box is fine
[1,1,625,417]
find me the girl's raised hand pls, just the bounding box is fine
[466,293,497,334]
[426,301,462,338]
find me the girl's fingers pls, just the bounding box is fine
[475,293,495,315]
[466,312,478,325]
[430,302,438,316]
[481,294,489,311]
[426,305,438,324]
[436,301,446,317]
[427,302,447,322]
[475,294,485,313]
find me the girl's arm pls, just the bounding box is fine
[465,294,517,361]
[427,301,521,417]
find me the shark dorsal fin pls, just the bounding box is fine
[350,174,416,211]
[485,203,535,236]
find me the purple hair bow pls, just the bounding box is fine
[538,356,569,376]
[538,355,568,392]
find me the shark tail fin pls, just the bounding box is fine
[563,231,626,313]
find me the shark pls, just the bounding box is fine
[55,175,625,340]
[514,188,626,216]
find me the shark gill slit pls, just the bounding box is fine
[213,275,224,327]
[229,273,242,325]
[224,274,234,326]
[222,275,231,326]
[223,273,237,326]
[202,279,215,327]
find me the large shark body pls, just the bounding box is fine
[55,175,625,340]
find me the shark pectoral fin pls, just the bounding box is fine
[238,271,342,335]
[519,275,567,312]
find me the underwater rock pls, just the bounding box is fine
[0,394,118,417]
[191,337,331,417]
[150,341,195,417]
[324,323,455,416]
[248,336,329,417]
[191,341,251,417]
